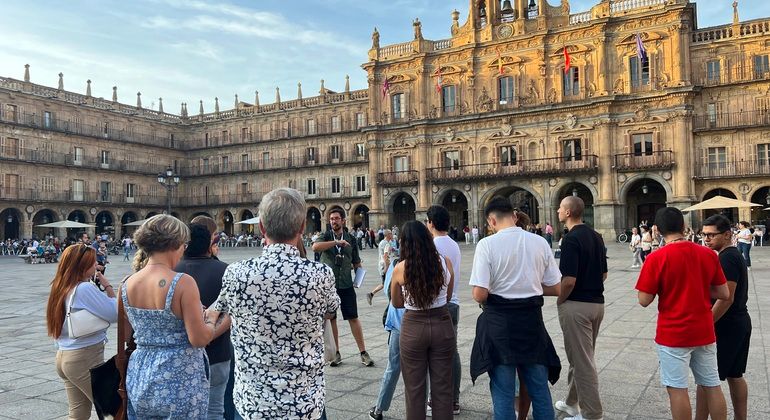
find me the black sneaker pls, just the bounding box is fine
[330,351,342,367]
[368,406,383,420]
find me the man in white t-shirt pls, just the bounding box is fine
[471,225,479,244]
[367,229,394,305]
[426,205,462,414]
[469,197,562,420]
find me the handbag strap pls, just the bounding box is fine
[66,283,79,317]
[116,275,131,420]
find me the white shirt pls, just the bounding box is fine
[469,226,561,299]
[471,227,479,236]
[403,257,450,310]
[433,235,461,305]
[737,228,752,244]
[377,239,392,275]
[630,234,641,248]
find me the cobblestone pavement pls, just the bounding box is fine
[0,242,767,419]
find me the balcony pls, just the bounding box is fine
[693,111,770,131]
[695,67,770,87]
[425,156,598,184]
[178,192,264,207]
[0,188,168,206]
[0,146,170,175]
[0,108,176,148]
[180,151,368,177]
[613,150,675,172]
[694,159,770,179]
[376,171,419,187]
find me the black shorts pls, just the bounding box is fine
[715,315,752,380]
[336,287,358,320]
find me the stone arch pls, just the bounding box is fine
[750,186,770,229]
[0,207,24,240]
[32,209,59,240]
[554,181,598,228]
[702,188,739,223]
[189,211,212,222]
[390,192,417,229]
[436,188,470,234]
[221,210,235,236]
[479,184,544,225]
[620,177,670,228]
[616,173,672,205]
[95,210,116,236]
[351,204,370,229]
[306,206,322,233]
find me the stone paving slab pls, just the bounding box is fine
[0,242,767,419]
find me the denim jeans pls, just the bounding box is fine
[208,360,231,420]
[737,242,752,267]
[234,408,327,420]
[375,329,402,412]
[489,363,554,420]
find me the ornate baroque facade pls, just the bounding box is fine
[1,0,769,240]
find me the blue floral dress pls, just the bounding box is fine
[122,272,209,419]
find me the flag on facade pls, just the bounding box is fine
[435,67,443,94]
[635,33,648,65]
[563,47,571,74]
[497,50,504,75]
[381,77,390,98]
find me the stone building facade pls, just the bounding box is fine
[1,0,769,241]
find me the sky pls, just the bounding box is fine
[0,0,765,114]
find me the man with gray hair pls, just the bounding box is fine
[367,229,393,305]
[213,188,340,420]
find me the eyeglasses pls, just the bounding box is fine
[329,217,342,221]
[702,231,728,239]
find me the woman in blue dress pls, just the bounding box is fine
[121,215,229,419]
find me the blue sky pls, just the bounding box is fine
[0,1,764,113]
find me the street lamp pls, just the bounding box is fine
[157,166,181,215]
[766,192,770,205]
[6,214,12,223]
[572,188,578,197]
[642,182,649,195]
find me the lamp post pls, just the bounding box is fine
[157,166,180,215]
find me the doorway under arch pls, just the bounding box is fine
[624,178,667,228]
[32,209,58,239]
[440,190,469,234]
[240,209,255,234]
[486,186,540,224]
[222,211,234,236]
[95,211,114,236]
[306,207,322,234]
[352,205,370,229]
[1,208,23,240]
[556,183,595,228]
[392,193,416,230]
[702,188,738,223]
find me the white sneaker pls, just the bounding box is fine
[555,400,579,417]
[565,415,602,420]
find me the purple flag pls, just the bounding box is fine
[636,33,648,65]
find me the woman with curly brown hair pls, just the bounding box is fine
[390,220,455,420]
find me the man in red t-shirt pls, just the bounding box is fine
[635,207,730,420]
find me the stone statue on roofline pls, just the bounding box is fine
[372,27,380,49]
[413,18,423,40]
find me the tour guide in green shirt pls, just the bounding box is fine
[312,208,374,367]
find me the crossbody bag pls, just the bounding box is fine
[66,284,110,338]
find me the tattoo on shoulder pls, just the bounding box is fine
[159,278,167,287]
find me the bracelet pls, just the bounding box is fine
[104,285,114,290]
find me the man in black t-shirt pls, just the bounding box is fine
[699,214,751,420]
[554,196,607,420]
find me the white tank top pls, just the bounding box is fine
[403,256,450,310]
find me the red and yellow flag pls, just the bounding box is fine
[563,47,571,74]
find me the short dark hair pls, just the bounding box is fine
[484,197,514,218]
[739,221,750,228]
[329,208,345,219]
[703,214,732,233]
[654,207,685,235]
[426,205,451,232]
[185,224,212,257]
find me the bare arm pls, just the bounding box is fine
[390,262,405,308]
[710,282,729,301]
[543,283,561,297]
[178,275,215,348]
[556,276,577,305]
[472,286,489,304]
[637,291,655,307]
[445,257,455,303]
[712,281,737,323]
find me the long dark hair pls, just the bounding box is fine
[400,220,445,310]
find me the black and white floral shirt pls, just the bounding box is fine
[213,243,339,419]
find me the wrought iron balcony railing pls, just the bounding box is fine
[425,156,598,183]
[613,150,674,171]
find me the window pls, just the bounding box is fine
[306,147,316,163]
[498,76,514,104]
[100,150,109,166]
[241,127,249,141]
[262,152,270,168]
[392,93,405,120]
[331,116,341,132]
[202,158,210,173]
[99,181,111,202]
[330,145,341,161]
[707,146,727,170]
[563,139,582,161]
[205,133,210,147]
[74,147,84,165]
[753,54,770,79]
[221,156,229,171]
[241,153,249,169]
[126,183,135,198]
[307,119,317,135]
[307,179,317,195]
[331,177,341,194]
[73,179,84,201]
[758,144,770,167]
[41,176,55,192]
[706,60,721,83]
[44,111,53,128]
[356,175,367,192]
[356,112,365,128]
[630,56,650,87]
[240,183,249,196]
[500,146,517,166]
[632,133,654,156]
[393,156,409,172]
[443,150,460,170]
[222,130,229,143]
[2,137,19,158]
[563,67,580,97]
[442,85,456,113]
[355,143,366,158]
[103,122,109,138]
[3,104,18,122]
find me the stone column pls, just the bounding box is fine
[367,134,386,228]
[670,114,696,203]
[417,139,430,213]
[593,120,620,238]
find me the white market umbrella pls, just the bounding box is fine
[682,196,762,212]
[123,219,148,226]
[36,220,95,228]
[235,216,260,225]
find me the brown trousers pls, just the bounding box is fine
[55,341,105,420]
[400,307,456,420]
[558,300,604,420]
